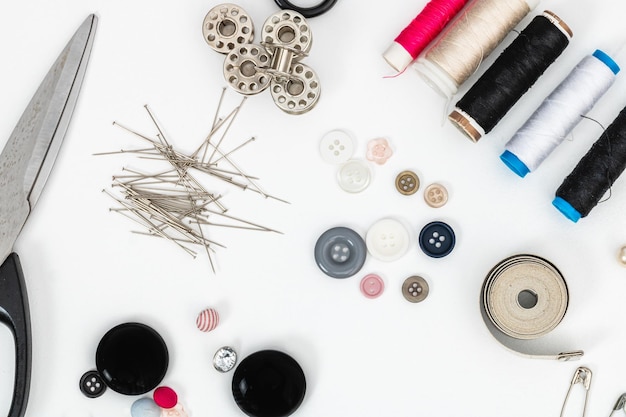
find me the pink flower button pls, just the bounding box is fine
[366,137,393,165]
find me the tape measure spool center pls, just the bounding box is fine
[484,255,568,340]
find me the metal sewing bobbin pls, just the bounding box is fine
[223,44,272,95]
[270,62,321,114]
[260,10,320,114]
[261,10,313,81]
[261,10,312,57]
[203,3,254,54]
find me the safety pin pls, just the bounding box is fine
[560,367,592,417]
[609,394,626,417]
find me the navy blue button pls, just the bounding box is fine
[419,221,455,258]
[232,350,306,417]
[314,226,366,278]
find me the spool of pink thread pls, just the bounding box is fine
[383,0,469,72]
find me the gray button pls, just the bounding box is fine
[314,227,367,278]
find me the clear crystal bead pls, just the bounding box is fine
[213,346,237,372]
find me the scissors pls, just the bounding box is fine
[0,14,97,417]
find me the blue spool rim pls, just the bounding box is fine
[500,150,530,178]
[552,197,582,222]
[593,49,621,75]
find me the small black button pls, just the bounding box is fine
[419,221,456,258]
[79,370,106,398]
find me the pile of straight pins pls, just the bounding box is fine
[99,88,285,272]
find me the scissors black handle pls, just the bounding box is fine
[0,253,31,417]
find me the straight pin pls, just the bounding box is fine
[104,91,284,271]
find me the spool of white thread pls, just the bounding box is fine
[414,0,539,98]
[501,50,620,177]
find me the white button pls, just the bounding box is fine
[365,218,410,261]
[337,160,371,193]
[320,129,355,164]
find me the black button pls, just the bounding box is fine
[419,221,455,258]
[314,226,366,279]
[232,350,306,417]
[79,370,107,398]
[95,322,168,395]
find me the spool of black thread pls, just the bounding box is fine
[553,106,626,222]
[449,11,572,142]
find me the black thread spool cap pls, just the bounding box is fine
[232,350,306,417]
[95,322,169,395]
[554,105,626,222]
[449,11,573,142]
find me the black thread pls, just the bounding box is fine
[555,106,626,218]
[453,13,570,135]
[273,0,338,18]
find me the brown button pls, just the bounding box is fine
[395,171,419,195]
[402,276,429,303]
[424,183,448,208]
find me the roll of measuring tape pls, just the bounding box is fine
[480,254,583,361]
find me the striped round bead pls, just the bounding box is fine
[196,308,219,332]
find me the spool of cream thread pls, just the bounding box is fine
[501,50,620,178]
[414,0,539,98]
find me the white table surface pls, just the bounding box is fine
[2,0,626,416]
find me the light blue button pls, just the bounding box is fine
[131,398,161,417]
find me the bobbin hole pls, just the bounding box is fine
[518,290,538,309]
[218,20,237,37]
[278,26,296,43]
[287,79,304,96]
[240,60,257,77]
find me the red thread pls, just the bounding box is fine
[395,0,469,60]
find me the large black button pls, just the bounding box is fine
[232,350,306,417]
[95,322,168,395]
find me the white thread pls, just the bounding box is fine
[505,54,618,172]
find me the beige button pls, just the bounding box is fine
[395,171,419,195]
[424,183,448,208]
[402,276,429,303]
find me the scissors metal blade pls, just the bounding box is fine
[0,14,98,264]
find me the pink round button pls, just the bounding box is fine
[360,274,384,298]
[153,386,178,409]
